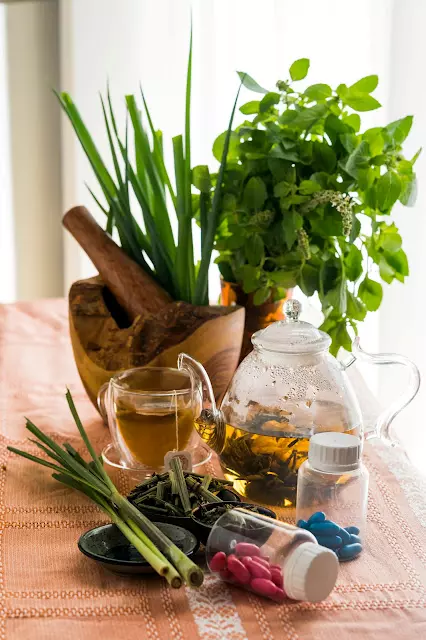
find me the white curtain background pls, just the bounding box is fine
[0,0,425,469]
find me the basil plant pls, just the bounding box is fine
[208,59,419,354]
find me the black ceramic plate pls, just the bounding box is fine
[78,522,199,575]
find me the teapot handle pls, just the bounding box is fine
[342,338,420,446]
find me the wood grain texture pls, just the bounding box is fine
[63,206,171,319]
[69,276,245,408]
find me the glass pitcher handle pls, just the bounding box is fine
[351,338,420,446]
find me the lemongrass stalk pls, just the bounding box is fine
[111,491,204,587]
[125,518,182,589]
[100,500,181,588]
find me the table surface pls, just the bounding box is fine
[1,299,426,639]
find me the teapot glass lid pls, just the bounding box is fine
[251,299,331,354]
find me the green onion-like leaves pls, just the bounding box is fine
[8,391,204,589]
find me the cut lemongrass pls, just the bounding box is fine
[7,390,204,590]
[170,457,191,515]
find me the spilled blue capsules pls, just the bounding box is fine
[297,512,363,561]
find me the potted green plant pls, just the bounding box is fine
[57,37,246,404]
[213,59,419,356]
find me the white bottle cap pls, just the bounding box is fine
[308,432,362,473]
[283,541,338,602]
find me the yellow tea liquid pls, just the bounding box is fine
[116,404,194,469]
[195,413,359,507]
[113,368,194,469]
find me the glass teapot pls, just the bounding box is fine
[178,300,420,507]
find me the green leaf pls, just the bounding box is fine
[344,245,363,281]
[243,176,267,209]
[298,180,321,194]
[376,171,402,210]
[259,92,280,112]
[313,142,336,172]
[343,113,361,132]
[379,256,395,284]
[345,140,370,178]
[378,228,402,252]
[385,115,413,145]
[282,211,303,249]
[253,286,271,305]
[399,173,418,207]
[344,93,381,112]
[340,133,357,154]
[192,165,211,193]
[304,84,332,101]
[240,265,262,293]
[384,248,409,276]
[411,148,422,165]
[268,270,298,288]
[245,235,264,267]
[212,131,240,163]
[289,58,310,81]
[364,128,385,156]
[240,100,260,115]
[237,71,268,94]
[358,277,383,311]
[299,264,319,297]
[292,104,328,130]
[347,291,367,320]
[274,181,292,197]
[334,323,353,352]
[349,75,378,93]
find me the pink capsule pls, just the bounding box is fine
[246,559,272,581]
[210,551,227,573]
[270,567,284,588]
[220,568,232,580]
[227,554,251,584]
[235,542,262,557]
[240,556,252,569]
[273,588,287,602]
[250,556,270,569]
[250,578,278,599]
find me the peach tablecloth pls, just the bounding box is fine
[1,299,426,639]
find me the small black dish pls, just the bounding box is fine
[78,522,199,575]
[192,502,277,545]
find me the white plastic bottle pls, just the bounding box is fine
[296,432,369,561]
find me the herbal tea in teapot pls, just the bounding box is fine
[196,400,359,507]
[180,299,419,508]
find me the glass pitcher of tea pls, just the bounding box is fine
[178,299,420,507]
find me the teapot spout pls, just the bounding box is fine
[350,338,420,446]
[177,353,226,454]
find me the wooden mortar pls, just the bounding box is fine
[65,206,245,407]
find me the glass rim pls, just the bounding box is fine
[110,366,192,397]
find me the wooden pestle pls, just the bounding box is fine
[63,206,172,319]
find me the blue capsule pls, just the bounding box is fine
[338,527,351,545]
[338,543,363,560]
[344,525,360,535]
[307,512,326,525]
[297,519,308,529]
[315,535,343,550]
[349,534,362,545]
[309,521,340,535]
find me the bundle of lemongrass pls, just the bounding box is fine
[7,390,204,589]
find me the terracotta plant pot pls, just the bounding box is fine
[69,276,245,409]
[220,280,292,361]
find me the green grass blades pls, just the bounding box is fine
[57,32,239,306]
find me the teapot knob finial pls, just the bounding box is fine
[284,299,302,323]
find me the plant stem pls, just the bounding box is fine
[112,491,204,587]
